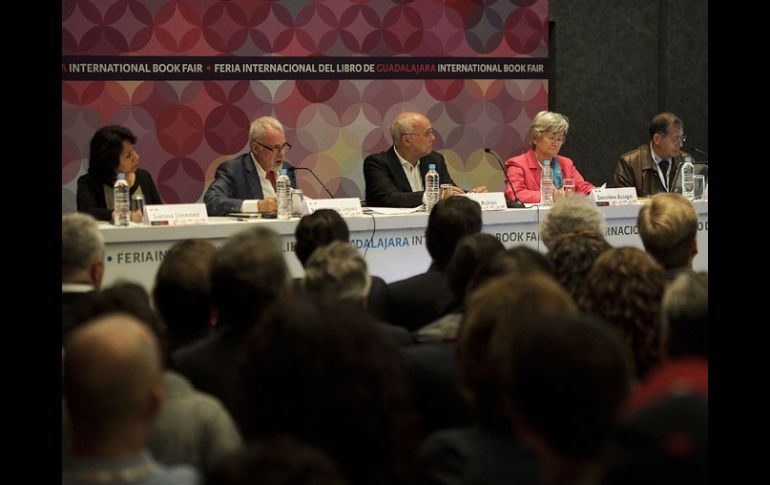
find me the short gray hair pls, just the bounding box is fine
[389,113,421,144]
[304,241,372,304]
[249,116,284,144]
[529,111,569,147]
[62,213,105,278]
[539,195,606,250]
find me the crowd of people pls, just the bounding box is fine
[62,184,708,484]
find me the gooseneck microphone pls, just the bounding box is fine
[484,148,525,208]
[286,166,335,198]
[684,145,709,161]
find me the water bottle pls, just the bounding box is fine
[424,163,440,211]
[540,160,554,206]
[113,173,130,227]
[276,168,292,220]
[681,155,695,201]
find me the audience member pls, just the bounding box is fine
[206,436,347,485]
[293,209,389,320]
[414,233,505,343]
[204,116,296,216]
[386,196,482,331]
[173,227,289,426]
[614,112,694,197]
[364,111,486,207]
[239,298,425,485]
[637,192,699,280]
[64,282,242,471]
[304,241,413,346]
[62,213,105,342]
[504,314,632,485]
[504,111,596,204]
[153,239,216,354]
[62,314,200,484]
[539,194,606,251]
[661,270,708,360]
[77,125,161,222]
[420,273,579,485]
[547,233,611,308]
[581,247,667,379]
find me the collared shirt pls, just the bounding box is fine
[241,151,278,212]
[395,146,423,192]
[62,283,96,293]
[650,142,671,191]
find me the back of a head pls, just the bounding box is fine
[206,436,347,485]
[426,197,483,267]
[62,213,105,283]
[458,272,577,428]
[507,313,632,460]
[445,233,506,303]
[239,298,420,484]
[581,247,666,379]
[602,392,707,485]
[467,245,554,296]
[548,233,611,305]
[211,227,289,329]
[73,281,169,365]
[64,314,162,433]
[152,239,216,344]
[637,193,697,270]
[662,271,708,359]
[304,240,370,306]
[539,194,606,250]
[294,209,350,267]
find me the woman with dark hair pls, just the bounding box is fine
[77,125,161,222]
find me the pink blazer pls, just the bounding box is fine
[504,149,596,203]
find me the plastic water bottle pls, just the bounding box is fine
[276,168,292,220]
[424,163,440,211]
[113,173,130,227]
[681,155,695,201]
[540,160,554,206]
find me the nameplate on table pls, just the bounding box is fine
[145,204,208,226]
[590,188,638,206]
[462,192,507,211]
[304,197,364,217]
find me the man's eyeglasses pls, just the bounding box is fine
[669,134,687,144]
[256,141,292,153]
[403,128,436,138]
[542,132,566,144]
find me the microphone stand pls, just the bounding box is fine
[484,148,525,208]
[287,166,335,198]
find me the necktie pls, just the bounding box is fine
[266,170,276,191]
[659,159,669,175]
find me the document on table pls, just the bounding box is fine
[363,206,424,215]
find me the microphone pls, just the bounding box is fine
[484,148,525,208]
[684,145,709,162]
[286,166,335,198]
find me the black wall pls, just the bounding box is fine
[549,0,707,186]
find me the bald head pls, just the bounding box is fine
[64,314,162,435]
[391,112,434,162]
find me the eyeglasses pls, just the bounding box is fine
[403,128,436,138]
[542,132,566,144]
[669,134,687,144]
[256,141,292,153]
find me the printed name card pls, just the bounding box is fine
[304,197,364,217]
[462,192,507,211]
[145,204,208,226]
[590,188,639,206]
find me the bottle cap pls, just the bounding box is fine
[117,173,126,180]
[428,163,436,169]
[280,168,288,175]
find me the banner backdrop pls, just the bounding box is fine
[62,0,549,211]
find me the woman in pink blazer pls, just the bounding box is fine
[504,111,596,204]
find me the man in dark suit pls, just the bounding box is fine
[62,213,105,343]
[204,116,296,216]
[614,112,692,197]
[363,112,486,207]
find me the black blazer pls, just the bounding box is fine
[363,147,456,207]
[203,153,296,216]
[76,169,161,221]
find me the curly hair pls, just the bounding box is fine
[580,247,666,379]
[539,194,606,250]
[547,232,611,305]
